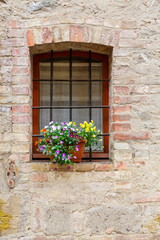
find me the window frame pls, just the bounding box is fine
[32,50,110,161]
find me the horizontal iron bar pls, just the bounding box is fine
[33,79,110,82]
[32,133,110,137]
[32,105,110,109]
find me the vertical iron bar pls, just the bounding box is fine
[89,50,92,161]
[50,50,53,121]
[69,48,72,121]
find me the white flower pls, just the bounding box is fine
[52,125,57,131]
[44,125,48,128]
[58,126,61,130]
[49,121,54,125]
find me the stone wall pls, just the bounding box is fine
[0,0,160,239]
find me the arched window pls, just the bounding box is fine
[32,50,110,161]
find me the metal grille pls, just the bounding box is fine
[32,49,110,161]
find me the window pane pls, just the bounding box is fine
[91,82,102,106]
[39,81,50,106]
[39,62,50,80]
[72,109,89,125]
[39,109,50,131]
[72,82,89,106]
[72,61,89,80]
[91,62,102,80]
[92,108,103,133]
[52,109,69,123]
[53,81,69,106]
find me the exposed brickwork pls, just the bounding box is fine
[0,1,159,239]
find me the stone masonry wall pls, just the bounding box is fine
[0,0,160,239]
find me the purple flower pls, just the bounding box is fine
[67,166,70,171]
[60,141,63,144]
[73,156,77,159]
[54,167,57,171]
[55,154,58,157]
[60,133,63,135]
[53,160,56,163]
[56,150,60,154]
[67,155,71,160]
[75,146,79,151]
[55,136,58,139]
[62,153,65,160]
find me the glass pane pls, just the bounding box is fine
[39,81,50,106]
[72,109,89,126]
[92,108,103,133]
[53,61,69,80]
[39,62,50,80]
[52,109,69,123]
[91,82,102,106]
[72,61,89,80]
[72,82,89,106]
[91,62,102,80]
[53,81,69,106]
[39,109,50,131]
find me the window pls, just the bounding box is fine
[32,50,110,161]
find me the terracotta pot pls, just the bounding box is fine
[50,139,86,163]
[71,139,86,163]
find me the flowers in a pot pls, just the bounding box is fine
[35,121,102,165]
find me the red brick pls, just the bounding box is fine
[26,29,34,47]
[113,96,129,104]
[12,67,29,75]
[95,163,113,171]
[12,115,29,123]
[13,57,29,66]
[12,105,30,113]
[12,48,29,57]
[0,39,24,47]
[114,162,127,170]
[8,29,24,38]
[42,27,52,43]
[7,20,23,29]
[70,25,83,42]
[32,173,48,182]
[113,133,131,141]
[112,114,131,122]
[131,132,150,140]
[12,87,29,95]
[113,105,130,113]
[114,86,129,94]
[76,163,94,172]
[112,123,131,132]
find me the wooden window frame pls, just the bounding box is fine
[32,50,110,161]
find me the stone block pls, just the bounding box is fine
[45,206,71,235]
[87,205,142,234]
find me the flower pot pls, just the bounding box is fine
[50,139,86,163]
[71,139,86,163]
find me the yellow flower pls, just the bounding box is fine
[91,128,93,131]
[101,146,104,148]
[73,122,76,126]
[85,127,89,132]
[69,121,72,125]
[93,126,96,130]
[76,128,79,131]
[89,122,92,126]
[98,130,100,132]
[93,135,96,138]
[99,139,102,142]
[101,132,103,135]
[91,120,93,123]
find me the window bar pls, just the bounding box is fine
[69,48,72,121]
[50,50,53,121]
[89,50,92,161]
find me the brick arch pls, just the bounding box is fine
[26,24,119,50]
